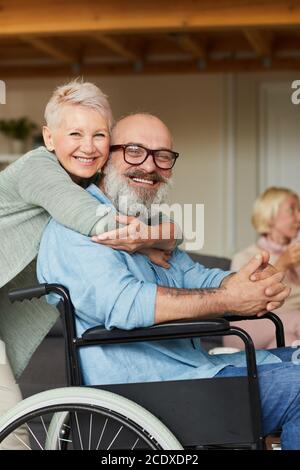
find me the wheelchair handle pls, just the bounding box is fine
[8,283,73,308]
[8,284,48,302]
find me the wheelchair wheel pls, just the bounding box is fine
[0,387,183,450]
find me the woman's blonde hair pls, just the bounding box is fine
[252,186,299,234]
[44,79,114,131]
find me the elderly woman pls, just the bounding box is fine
[0,80,179,448]
[224,186,300,350]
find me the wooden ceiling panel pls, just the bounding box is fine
[1,0,300,36]
[1,1,300,75]
[0,42,45,60]
[202,31,252,54]
[277,36,300,48]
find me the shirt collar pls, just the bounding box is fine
[86,183,115,209]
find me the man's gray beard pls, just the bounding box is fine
[102,159,172,221]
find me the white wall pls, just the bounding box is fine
[0,71,299,257]
[234,71,300,253]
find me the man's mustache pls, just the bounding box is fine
[125,169,168,184]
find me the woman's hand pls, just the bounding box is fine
[91,214,154,253]
[275,241,300,271]
[92,214,172,267]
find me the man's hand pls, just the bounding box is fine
[248,251,287,311]
[222,253,291,317]
[139,248,172,268]
[249,263,277,281]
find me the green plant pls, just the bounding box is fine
[0,117,37,141]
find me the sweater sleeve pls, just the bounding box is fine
[17,147,115,236]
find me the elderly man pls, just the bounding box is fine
[37,113,300,449]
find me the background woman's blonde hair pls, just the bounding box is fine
[44,78,114,131]
[252,186,299,234]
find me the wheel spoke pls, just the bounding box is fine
[58,433,61,451]
[107,425,124,450]
[88,413,93,450]
[40,416,48,440]
[131,437,139,450]
[11,432,32,450]
[58,422,72,446]
[96,417,108,450]
[74,412,83,450]
[58,422,72,449]
[25,423,44,450]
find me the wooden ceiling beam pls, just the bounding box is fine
[90,33,140,62]
[1,1,300,36]
[1,57,300,79]
[170,34,206,60]
[243,29,272,57]
[19,36,77,64]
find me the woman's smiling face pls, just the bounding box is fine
[43,104,110,181]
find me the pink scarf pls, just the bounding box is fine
[257,236,300,284]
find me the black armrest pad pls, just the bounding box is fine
[225,312,278,322]
[224,314,260,322]
[82,318,230,343]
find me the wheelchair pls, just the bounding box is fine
[0,283,285,450]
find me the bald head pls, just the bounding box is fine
[111,113,173,149]
[101,113,174,218]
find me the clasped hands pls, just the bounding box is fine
[222,251,291,317]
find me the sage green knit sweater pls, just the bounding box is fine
[0,146,115,377]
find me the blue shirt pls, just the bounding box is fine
[37,184,281,385]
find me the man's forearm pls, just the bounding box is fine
[154,254,290,324]
[154,285,229,324]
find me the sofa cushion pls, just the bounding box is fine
[186,252,231,351]
[186,252,231,271]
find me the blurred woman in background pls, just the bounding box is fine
[224,186,300,349]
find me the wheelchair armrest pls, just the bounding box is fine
[81,318,230,344]
[224,311,285,347]
[225,313,272,322]
[79,320,259,380]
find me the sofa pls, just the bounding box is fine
[18,252,231,399]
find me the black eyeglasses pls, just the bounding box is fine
[110,144,179,170]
